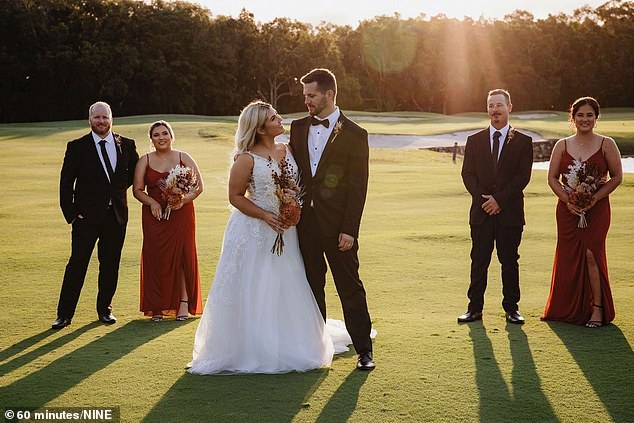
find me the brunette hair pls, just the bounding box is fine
[300,68,337,95]
[487,89,511,104]
[570,96,600,121]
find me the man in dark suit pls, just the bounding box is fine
[459,89,533,324]
[53,101,138,329]
[289,68,375,370]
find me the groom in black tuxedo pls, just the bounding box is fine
[53,101,138,329]
[459,89,533,325]
[290,68,375,370]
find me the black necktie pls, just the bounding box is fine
[311,117,330,128]
[492,131,501,168]
[99,140,115,181]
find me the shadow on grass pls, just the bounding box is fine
[506,324,559,422]
[316,368,369,422]
[469,323,559,423]
[0,322,100,376]
[0,329,59,363]
[548,322,634,422]
[142,369,328,422]
[0,320,188,407]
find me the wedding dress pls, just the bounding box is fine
[188,149,354,374]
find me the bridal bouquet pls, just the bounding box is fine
[270,157,302,255]
[158,165,197,220]
[563,159,605,228]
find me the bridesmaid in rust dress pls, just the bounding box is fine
[133,120,204,321]
[542,97,622,327]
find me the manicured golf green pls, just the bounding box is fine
[1,112,632,422]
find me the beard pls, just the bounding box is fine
[308,97,328,117]
[91,122,111,137]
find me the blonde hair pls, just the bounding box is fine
[233,100,272,160]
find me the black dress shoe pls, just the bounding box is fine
[98,313,117,324]
[506,311,525,324]
[52,317,72,330]
[357,352,375,371]
[457,310,482,323]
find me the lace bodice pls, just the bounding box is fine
[245,149,298,213]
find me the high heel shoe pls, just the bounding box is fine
[176,300,189,321]
[585,304,603,328]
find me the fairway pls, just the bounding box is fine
[1,114,633,423]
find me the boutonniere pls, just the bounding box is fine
[114,134,122,154]
[506,128,516,145]
[330,120,344,144]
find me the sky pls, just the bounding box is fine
[194,0,605,26]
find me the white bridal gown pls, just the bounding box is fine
[188,149,354,374]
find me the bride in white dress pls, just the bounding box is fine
[188,101,352,374]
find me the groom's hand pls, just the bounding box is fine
[338,233,354,251]
[481,194,501,215]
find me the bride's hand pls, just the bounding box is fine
[263,212,285,233]
[282,187,298,197]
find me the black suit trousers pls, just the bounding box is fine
[298,208,372,354]
[468,216,523,313]
[57,209,126,318]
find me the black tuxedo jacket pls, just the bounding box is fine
[60,133,138,225]
[461,127,533,226]
[289,112,369,238]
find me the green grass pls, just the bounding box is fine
[0,114,633,422]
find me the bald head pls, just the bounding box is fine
[88,101,113,137]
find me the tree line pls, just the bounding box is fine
[1,0,633,122]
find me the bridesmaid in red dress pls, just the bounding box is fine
[542,97,622,327]
[133,121,204,321]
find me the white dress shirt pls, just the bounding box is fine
[308,107,340,177]
[92,131,118,181]
[489,123,510,162]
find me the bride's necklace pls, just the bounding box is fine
[262,148,277,162]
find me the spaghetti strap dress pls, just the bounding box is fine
[542,138,615,325]
[140,153,202,317]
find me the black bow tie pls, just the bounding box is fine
[311,117,330,128]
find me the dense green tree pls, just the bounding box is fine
[1,0,633,122]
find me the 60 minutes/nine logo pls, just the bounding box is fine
[5,409,33,420]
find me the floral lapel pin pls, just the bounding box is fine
[330,120,344,144]
[114,134,123,154]
[506,128,516,145]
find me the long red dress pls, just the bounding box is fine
[140,155,202,317]
[542,140,615,325]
